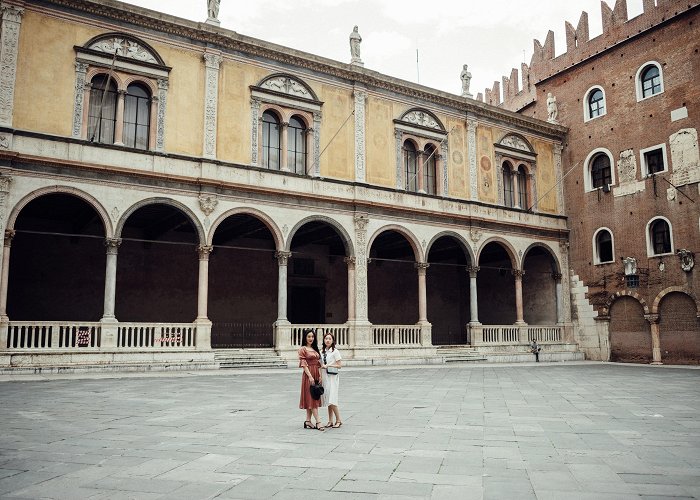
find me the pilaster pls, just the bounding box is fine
[0,3,23,127]
[353,84,367,183]
[467,114,478,201]
[202,51,222,159]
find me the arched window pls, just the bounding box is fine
[424,144,437,195]
[404,141,418,192]
[517,166,527,208]
[262,111,281,170]
[287,115,307,174]
[650,219,671,255]
[641,65,662,98]
[502,163,514,208]
[591,154,612,189]
[123,83,151,150]
[595,229,613,263]
[87,75,117,144]
[588,89,605,118]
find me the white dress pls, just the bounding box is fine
[321,348,342,407]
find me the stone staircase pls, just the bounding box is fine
[437,345,488,363]
[214,348,289,369]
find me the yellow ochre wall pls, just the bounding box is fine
[365,96,395,188]
[532,138,557,213]
[318,85,354,181]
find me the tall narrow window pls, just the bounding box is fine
[424,145,437,195]
[596,230,613,263]
[502,163,514,208]
[588,89,605,118]
[650,219,671,255]
[404,141,418,192]
[123,83,151,150]
[517,166,527,208]
[641,65,661,98]
[262,111,281,170]
[87,75,117,144]
[591,154,612,189]
[287,115,307,174]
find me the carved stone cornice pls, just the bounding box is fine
[41,0,566,140]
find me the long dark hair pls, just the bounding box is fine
[301,328,319,354]
[321,331,336,353]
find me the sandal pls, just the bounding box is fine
[325,422,334,428]
[303,421,314,429]
[315,423,326,431]
[332,421,343,428]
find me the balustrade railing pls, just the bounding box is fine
[372,325,421,346]
[117,323,196,348]
[6,322,101,349]
[290,325,349,347]
[471,325,562,345]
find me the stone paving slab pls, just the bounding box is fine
[0,362,699,499]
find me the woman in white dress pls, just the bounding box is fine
[320,331,343,428]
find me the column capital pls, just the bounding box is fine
[414,262,430,271]
[512,269,525,279]
[552,272,563,281]
[3,229,15,247]
[203,52,222,69]
[645,313,660,324]
[466,265,480,277]
[275,250,292,266]
[353,214,369,231]
[104,238,122,255]
[344,256,356,269]
[1,5,24,23]
[197,244,213,260]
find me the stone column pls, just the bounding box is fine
[467,114,478,201]
[72,62,89,138]
[280,122,289,172]
[512,172,521,209]
[101,238,121,321]
[513,269,526,325]
[349,214,371,349]
[345,257,356,321]
[274,251,292,351]
[0,4,23,127]
[353,84,367,183]
[113,90,126,145]
[417,151,426,193]
[416,263,429,323]
[646,314,662,364]
[202,52,222,159]
[553,272,563,324]
[0,229,14,322]
[196,245,213,321]
[467,265,480,325]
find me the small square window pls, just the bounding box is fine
[625,275,639,288]
[644,148,664,175]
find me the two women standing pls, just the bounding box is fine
[298,328,342,430]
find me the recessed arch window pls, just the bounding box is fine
[517,165,528,209]
[287,115,307,174]
[423,144,437,195]
[591,153,612,189]
[593,228,614,264]
[502,162,514,208]
[87,74,117,144]
[648,218,673,256]
[584,86,606,121]
[636,62,664,101]
[123,83,151,150]
[404,140,418,192]
[262,111,281,170]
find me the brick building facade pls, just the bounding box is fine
[486,0,700,363]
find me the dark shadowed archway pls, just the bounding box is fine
[522,246,558,324]
[477,242,516,324]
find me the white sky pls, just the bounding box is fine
[123,0,645,99]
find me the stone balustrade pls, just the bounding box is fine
[290,324,350,347]
[372,325,422,346]
[5,322,102,349]
[470,324,562,345]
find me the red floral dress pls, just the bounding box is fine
[298,346,322,409]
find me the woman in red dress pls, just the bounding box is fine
[298,328,324,430]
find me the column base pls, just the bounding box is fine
[194,318,212,350]
[650,361,663,365]
[274,320,292,351]
[346,319,372,348]
[99,317,119,349]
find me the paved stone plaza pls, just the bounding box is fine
[0,362,699,499]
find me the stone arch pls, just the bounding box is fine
[476,237,517,268]
[498,133,534,153]
[7,186,113,237]
[602,291,650,317]
[83,32,166,66]
[115,197,205,244]
[85,67,125,90]
[285,215,354,257]
[368,225,423,262]
[425,231,474,264]
[521,242,561,274]
[398,108,446,132]
[257,73,319,101]
[652,286,699,316]
[122,75,158,95]
[208,207,283,250]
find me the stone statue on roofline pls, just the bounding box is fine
[460,64,473,98]
[206,0,221,25]
[349,26,363,66]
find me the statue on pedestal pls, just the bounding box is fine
[460,64,473,98]
[207,0,221,24]
[547,92,558,123]
[350,26,363,65]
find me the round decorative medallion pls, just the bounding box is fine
[480,155,491,171]
[452,151,463,165]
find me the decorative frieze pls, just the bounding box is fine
[0,4,23,127]
[202,52,222,159]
